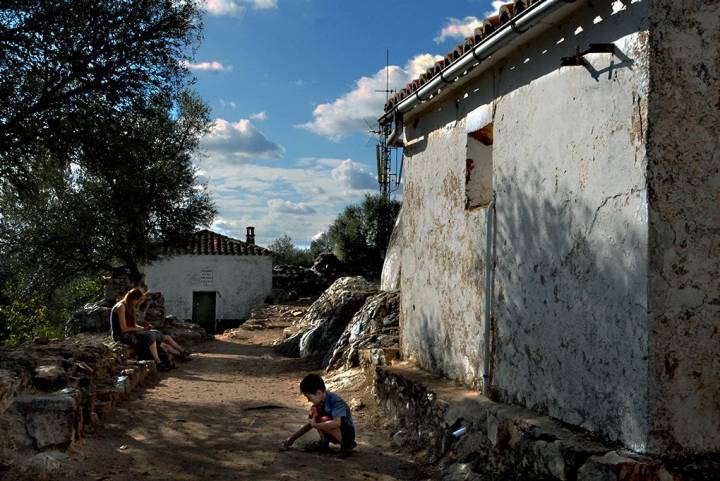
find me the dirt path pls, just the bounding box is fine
[54,337,428,481]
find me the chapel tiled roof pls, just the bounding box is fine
[165,229,272,256]
[384,0,535,113]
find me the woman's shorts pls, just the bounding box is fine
[121,330,161,348]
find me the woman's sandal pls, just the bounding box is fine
[178,351,193,362]
[157,362,172,372]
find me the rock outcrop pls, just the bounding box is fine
[274,277,378,363]
[325,290,400,371]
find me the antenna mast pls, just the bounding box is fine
[373,49,402,198]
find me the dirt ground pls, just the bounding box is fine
[49,329,429,481]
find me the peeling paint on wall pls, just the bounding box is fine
[392,1,659,452]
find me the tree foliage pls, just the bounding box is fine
[309,232,333,259]
[0,0,203,192]
[0,1,214,342]
[268,235,313,267]
[327,194,401,278]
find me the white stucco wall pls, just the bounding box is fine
[395,1,653,451]
[142,254,272,321]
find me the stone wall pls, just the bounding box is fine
[646,0,720,455]
[374,364,718,481]
[0,337,158,477]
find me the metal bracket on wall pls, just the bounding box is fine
[560,44,616,67]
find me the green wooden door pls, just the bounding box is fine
[192,291,216,334]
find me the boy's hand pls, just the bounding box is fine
[280,438,293,451]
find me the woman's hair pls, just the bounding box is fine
[121,288,145,327]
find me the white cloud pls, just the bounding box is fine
[204,0,277,16]
[331,159,377,191]
[198,157,378,246]
[201,118,284,161]
[268,199,316,215]
[298,53,442,140]
[219,99,237,109]
[485,1,505,17]
[250,111,268,121]
[182,60,232,72]
[205,0,244,16]
[434,16,484,43]
[251,0,277,9]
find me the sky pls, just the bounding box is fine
[192,0,503,247]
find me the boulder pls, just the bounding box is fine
[137,292,166,327]
[275,277,378,361]
[312,252,345,281]
[64,301,113,336]
[441,463,485,481]
[381,206,404,291]
[325,290,400,370]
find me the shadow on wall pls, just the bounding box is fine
[492,165,648,450]
[405,0,648,142]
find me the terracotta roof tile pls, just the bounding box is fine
[164,229,272,257]
[384,0,538,112]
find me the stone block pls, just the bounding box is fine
[577,452,680,481]
[441,462,485,481]
[32,364,68,391]
[532,440,566,480]
[21,450,69,481]
[14,392,79,450]
[0,369,20,415]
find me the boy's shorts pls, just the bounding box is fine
[327,417,355,450]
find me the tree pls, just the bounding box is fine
[268,235,313,267]
[327,194,401,278]
[0,0,203,193]
[1,92,216,288]
[0,1,213,344]
[309,232,334,259]
[0,1,213,288]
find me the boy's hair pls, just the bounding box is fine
[300,374,326,394]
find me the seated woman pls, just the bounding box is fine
[110,288,190,370]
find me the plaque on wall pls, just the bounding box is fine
[200,269,213,286]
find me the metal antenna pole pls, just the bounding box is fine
[374,49,396,199]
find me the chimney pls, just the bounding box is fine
[246,226,255,245]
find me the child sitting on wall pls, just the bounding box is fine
[281,374,356,457]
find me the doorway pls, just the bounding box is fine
[192,291,217,334]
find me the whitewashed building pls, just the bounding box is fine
[381,0,719,457]
[142,228,272,333]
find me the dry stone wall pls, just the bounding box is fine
[0,337,158,477]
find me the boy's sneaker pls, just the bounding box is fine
[337,440,357,458]
[303,440,331,453]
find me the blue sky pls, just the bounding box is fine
[192,0,501,247]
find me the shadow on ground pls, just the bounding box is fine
[50,339,427,481]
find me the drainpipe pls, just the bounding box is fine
[387,111,404,147]
[379,0,578,139]
[482,193,496,397]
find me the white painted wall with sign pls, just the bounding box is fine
[142,254,272,322]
